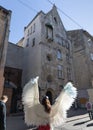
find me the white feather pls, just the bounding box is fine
[50,82,77,127]
[22,77,77,129]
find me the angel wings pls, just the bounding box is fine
[22,76,77,129]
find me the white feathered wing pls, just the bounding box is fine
[22,76,77,128]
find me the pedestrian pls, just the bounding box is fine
[0,95,8,130]
[74,98,78,110]
[86,101,93,120]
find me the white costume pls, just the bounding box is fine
[22,76,77,130]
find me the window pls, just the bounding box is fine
[46,24,53,41]
[26,38,29,47]
[90,53,93,60]
[66,42,69,49]
[58,65,63,79]
[27,29,29,36]
[67,68,71,80]
[47,27,53,40]
[88,39,92,46]
[33,23,35,33]
[54,17,57,24]
[32,38,35,47]
[66,53,70,63]
[57,49,62,60]
[30,26,32,34]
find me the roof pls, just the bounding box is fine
[0,5,12,14]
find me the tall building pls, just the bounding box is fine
[67,29,93,106]
[0,6,11,97]
[2,5,93,113]
[17,5,73,103]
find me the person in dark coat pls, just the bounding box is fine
[86,101,93,120]
[0,95,8,130]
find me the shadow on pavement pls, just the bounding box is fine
[73,120,90,126]
[87,123,93,127]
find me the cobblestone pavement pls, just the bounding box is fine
[6,108,93,130]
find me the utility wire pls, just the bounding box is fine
[57,7,83,28]
[46,0,83,29]
[17,0,38,13]
[47,0,53,5]
[17,0,83,29]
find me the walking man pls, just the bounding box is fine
[0,95,8,130]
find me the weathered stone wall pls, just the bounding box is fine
[0,6,11,97]
[67,30,93,104]
[21,5,73,102]
[5,43,23,69]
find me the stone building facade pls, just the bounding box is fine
[67,29,93,106]
[1,5,93,113]
[4,43,23,113]
[0,6,11,97]
[17,5,73,103]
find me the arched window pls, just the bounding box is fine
[57,49,62,59]
[58,65,64,79]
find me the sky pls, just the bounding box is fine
[0,0,93,43]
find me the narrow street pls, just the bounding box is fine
[6,108,93,130]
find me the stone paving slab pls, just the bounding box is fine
[6,108,93,130]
